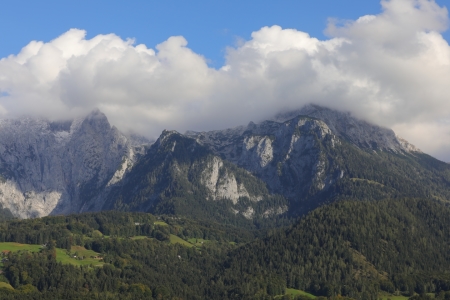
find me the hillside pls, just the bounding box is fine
[0,211,254,299]
[1,199,450,299]
[216,198,450,299]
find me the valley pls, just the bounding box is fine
[0,200,449,299]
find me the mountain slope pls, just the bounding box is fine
[187,105,450,214]
[103,130,289,228]
[1,199,450,299]
[216,198,450,299]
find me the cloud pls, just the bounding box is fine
[1,0,450,160]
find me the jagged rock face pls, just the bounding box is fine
[0,104,440,220]
[187,116,341,201]
[200,156,252,204]
[103,130,287,220]
[0,110,141,218]
[186,105,425,207]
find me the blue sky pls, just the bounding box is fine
[0,0,419,67]
[1,0,450,160]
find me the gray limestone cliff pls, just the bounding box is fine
[0,110,148,218]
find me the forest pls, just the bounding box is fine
[0,199,450,299]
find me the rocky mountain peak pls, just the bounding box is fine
[79,109,111,133]
[274,104,418,153]
[0,110,150,218]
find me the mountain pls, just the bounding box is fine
[102,130,289,228]
[186,104,450,214]
[273,104,419,152]
[0,110,148,218]
[1,105,450,222]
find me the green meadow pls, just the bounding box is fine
[274,288,317,299]
[56,246,104,267]
[0,282,14,290]
[187,238,209,247]
[0,242,103,267]
[154,221,169,226]
[169,234,194,247]
[285,288,316,298]
[0,242,42,253]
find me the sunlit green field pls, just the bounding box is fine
[0,242,42,253]
[154,221,169,226]
[274,288,316,299]
[169,234,193,247]
[131,235,148,240]
[56,246,103,266]
[0,282,14,290]
[285,288,316,298]
[0,242,103,267]
[187,238,209,247]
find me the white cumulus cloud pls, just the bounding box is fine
[1,0,450,161]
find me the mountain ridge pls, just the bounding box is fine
[0,105,448,221]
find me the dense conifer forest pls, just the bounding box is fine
[0,199,449,299]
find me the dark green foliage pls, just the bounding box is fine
[0,210,255,248]
[215,198,450,299]
[333,144,450,202]
[0,210,254,299]
[1,199,450,299]
[0,203,13,221]
[0,211,157,248]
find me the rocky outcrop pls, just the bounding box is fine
[187,115,341,201]
[200,156,255,204]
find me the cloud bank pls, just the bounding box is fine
[1,0,450,160]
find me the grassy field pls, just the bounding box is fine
[285,288,316,298]
[154,221,169,226]
[0,242,103,267]
[274,288,316,299]
[55,246,104,267]
[187,238,209,247]
[0,242,42,253]
[131,235,149,240]
[0,282,14,290]
[169,234,193,247]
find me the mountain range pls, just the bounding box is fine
[0,105,449,224]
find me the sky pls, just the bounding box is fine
[1,0,450,161]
